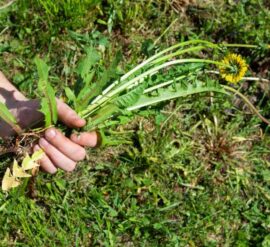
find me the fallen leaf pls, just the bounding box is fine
[2,168,20,191]
[12,160,31,178]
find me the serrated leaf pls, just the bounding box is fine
[113,83,147,108]
[35,57,58,127]
[76,47,100,83]
[76,51,122,112]
[128,80,228,111]
[40,97,54,127]
[35,57,49,87]
[45,83,58,125]
[12,160,31,178]
[2,168,20,191]
[45,88,57,123]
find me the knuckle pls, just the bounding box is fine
[66,110,76,119]
[39,138,51,152]
[45,128,57,139]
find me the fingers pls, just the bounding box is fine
[33,145,57,174]
[36,127,95,174]
[39,138,76,172]
[44,128,86,161]
[56,99,86,128]
[70,132,98,148]
[35,108,99,174]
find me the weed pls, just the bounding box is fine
[1,1,270,246]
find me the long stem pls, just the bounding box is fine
[120,40,217,82]
[206,70,270,83]
[104,58,226,95]
[92,40,269,106]
[150,45,206,65]
[92,40,218,104]
[222,85,270,125]
[80,58,228,117]
[222,44,258,49]
[222,43,270,49]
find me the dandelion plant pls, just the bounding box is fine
[72,40,269,131]
[2,39,270,191]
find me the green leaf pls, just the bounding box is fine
[77,51,122,112]
[127,80,228,111]
[0,102,17,126]
[40,98,52,128]
[35,57,57,127]
[76,47,100,84]
[65,87,77,104]
[85,104,119,131]
[35,58,49,90]
[113,83,147,108]
[77,83,101,111]
[0,102,21,134]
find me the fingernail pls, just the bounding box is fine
[39,138,49,147]
[46,129,56,139]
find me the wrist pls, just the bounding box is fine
[0,72,43,137]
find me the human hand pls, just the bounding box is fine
[0,72,97,173]
[33,100,98,174]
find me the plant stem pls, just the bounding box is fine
[151,45,206,65]
[91,40,268,106]
[222,85,270,125]
[105,58,226,95]
[143,75,187,94]
[13,125,23,135]
[206,70,270,83]
[92,40,218,104]
[80,58,228,118]
[221,44,258,49]
[220,43,269,49]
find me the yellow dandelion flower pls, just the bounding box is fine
[219,53,248,84]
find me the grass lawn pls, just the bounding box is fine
[0,0,270,246]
